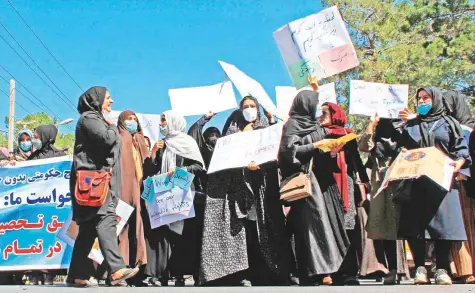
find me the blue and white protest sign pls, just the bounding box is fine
[0,157,73,271]
[147,186,195,229]
[171,167,195,191]
[152,173,174,193]
[141,177,155,204]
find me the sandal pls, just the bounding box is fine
[464,275,475,284]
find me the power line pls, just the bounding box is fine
[0,65,65,119]
[0,20,77,107]
[0,66,74,131]
[7,0,84,93]
[0,87,33,115]
[0,32,78,112]
[0,74,56,118]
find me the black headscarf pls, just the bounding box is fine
[279,90,325,171]
[282,90,319,137]
[442,90,475,128]
[416,87,445,123]
[416,86,463,147]
[28,124,65,160]
[78,86,107,114]
[222,96,269,136]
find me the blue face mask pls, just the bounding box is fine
[125,120,138,134]
[20,141,32,152]
[32,139,42,150]
[417,103,432,116]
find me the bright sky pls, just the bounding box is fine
[0,1,324,134]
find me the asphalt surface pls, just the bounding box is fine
[1,280,475,292]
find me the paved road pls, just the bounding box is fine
[2,281,475,293]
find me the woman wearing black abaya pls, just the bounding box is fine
[28,125,66,161]
[397,87,470,285]
[200,96,288,286]
[67,86,138,287]
[278,90,350,286]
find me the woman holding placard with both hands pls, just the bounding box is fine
[200,96,288,287]
[396,87,470,285]
[142,110,205,287]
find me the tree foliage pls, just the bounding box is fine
[320,0,475,133]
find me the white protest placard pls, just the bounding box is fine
[274,6,359,89]
[218,61,278,114]
[108,111,161,145]
[147,186,195,229]
[349,80,409,119]
[169,81,238,116]
[276,83,337,119]
[87,200,134,264]
[207,123,284,174]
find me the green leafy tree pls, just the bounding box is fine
[320,0,475,133]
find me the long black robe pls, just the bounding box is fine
[142,146,205,280]
[199,104,287,285]
[278,90,349,283]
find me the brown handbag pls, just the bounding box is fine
[280,158,314,202]
[75,170,111,207]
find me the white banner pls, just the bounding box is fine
[274,6,359,89]
[218,61,278,114]
[207,123,284,174]
[349,80,409,119]
[169,81,238,116]
[276,83,337,119]
[109,111,161,145]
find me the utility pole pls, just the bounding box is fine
[7,79,15,152]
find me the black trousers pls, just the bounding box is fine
[408,239,451,271]
[68,211,125,280]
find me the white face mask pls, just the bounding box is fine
[242,108,258,122]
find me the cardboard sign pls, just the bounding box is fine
[375,147,455,197]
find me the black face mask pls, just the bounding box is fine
[206,136,218,147]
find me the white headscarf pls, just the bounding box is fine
[161,110,205,173]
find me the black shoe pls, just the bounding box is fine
[175,278,186,287]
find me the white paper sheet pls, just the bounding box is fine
[87,200,134,264]
[275,83,337,119]
[169,81,238,116]
[349,80,409,119]
[207,123,284,174]
[218,61,277,114]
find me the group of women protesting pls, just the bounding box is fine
[2,81,475,287]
